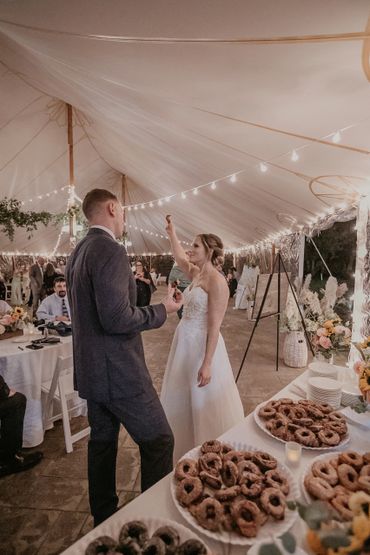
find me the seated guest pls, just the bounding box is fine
[36,277,71,323]
[0,376,43,477]
[0,299,12,314]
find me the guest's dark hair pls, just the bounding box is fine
[45,262,56,277]
[82,189,118,220]
[53,276,66,287]
[198,234,224,266]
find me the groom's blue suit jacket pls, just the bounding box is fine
[66,228,166,403]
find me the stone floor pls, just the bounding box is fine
[0,291,308,554]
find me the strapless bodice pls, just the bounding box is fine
[181,286,208,328]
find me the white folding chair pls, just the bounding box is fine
[42,355,90,453]
[5,282,12,302]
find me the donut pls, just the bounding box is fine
[363,452,370,465]
[294,427,317,447]
[221,460,238,487]
[317,402,333,415]
[331,495,353,521]
[119,521,149,548]
[271,420,289,440]
[329,457,339,470]
[260,487,286,520]
[176,539,207,555]
[333,484,350,497]
[252,451,277,471]
[237,460,262,480]
[312,460,339,486]
[223,450,244,465]
[317,428,340,446]
[231,499,261,537]
[305,406,324,419]
[360,464,370,478]
[221,502,234,532]
[221,442,233,454]
[176,477,203,506]
[337,464,359,492]
[304,475,335,501]
[327,422,347,436]
[193,498,223,531]
[268,399,283,408]
[214,485,241,502]
[328,412,346,424]
[199,452,222,475]
[277,404,293,418]
[201,440,222,454]
[358,475,370,494]
[119,538,142,555]
[240,451,255,462]
[175,458,199,481]
[86,536,118,555]
[338,452,363,471]
[309,424,325,434]
[292,417,314,428]
[276,398,295,405]
[199,470,222,490]
[264,469,290,495]
[142,537,166,555]
[239,472,264,498]
[153,526,180,554]
[291,406,307,419]
[258,405,277,419]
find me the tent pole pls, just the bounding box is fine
[121,174,127,233]
[66,104,76,240]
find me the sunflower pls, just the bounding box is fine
[352,513,370,542]
[306,529,327,555]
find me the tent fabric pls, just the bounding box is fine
[0,0,370,255]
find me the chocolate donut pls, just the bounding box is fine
[175,458,199,481]
[260,487,286,520]
[338,451,363,471]
[153,526,180,554]
[86,536,118,555]
[176,477,203,506]
[312,460,338,486]
[119,538,142,555]
[337,464,359,492]
[142,537,166,555]
[177,539,207,555]
[201,440,222,454]
[119,521,149,548]
[252,451,277,471]
[231,499,261,537]
[193,498,223,531]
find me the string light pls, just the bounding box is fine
[20,185,69,205]
[332,131,341,143]
[291,150,299,161]
[181,192,187,199]
[210,182,216,190]
[193,188,199,195]
[259,162,268,173]
[230,174,237,183]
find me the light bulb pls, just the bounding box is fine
[134,205,138,210]
[165,196,171,203]
[181,192,187,199]
[259,162,268,173]
[230,174,237,183]
[332,131,341,143]
[141,204,145,209]
[128,206,132,211]
[158,199,163,206]
[193,189,198,195]
[210,182,216,190]
[291,150,299,162]
[149,202,153,208]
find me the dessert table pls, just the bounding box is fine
[0,334,74,447]
[61,371,370,554]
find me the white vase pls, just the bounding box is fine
[283,331,308,368]
[315,352,334,364]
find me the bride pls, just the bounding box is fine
[160,216,244,462]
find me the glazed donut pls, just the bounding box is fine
[193,498,223,531]
[237,460,262,479]
[305,475,335,501]
[338,452,363,471]
[175,458,199,481]
[294,427,317,447]
[258,405,277,419]
[264,469,290,495]
[201,440,222,454]
[153,526,180,554]
[360,464,370,478]
[176,539,207,555]
[239,472,264,498]
[327,422,347,436]
[221,442,234,454]
[119,521,149,548]
[176,477,203,506]
[223,450,244,465]
[199,452,222,475]
[86,536,118,555]
[318,428,340,446]
[331,495,353,521]
[231,499,261,537]
[358,475,370,494]
[260,487,286,520]
[199,470,222,490]
[142,537,166,555]
[337,464,359,492]
[253,451,278,471]
[328,412,346,424]
[119,538,142,555]
[221,460,239,487]
[214,485,241,502]
[312,460,339,486]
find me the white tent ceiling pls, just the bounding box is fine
[0,0,370,256]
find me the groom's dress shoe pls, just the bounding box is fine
[0,451,43,478]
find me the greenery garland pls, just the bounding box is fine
[0,198,53,241]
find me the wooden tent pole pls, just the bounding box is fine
[271,243,276,272]
[121,174,127,232]
[66,104,76,240]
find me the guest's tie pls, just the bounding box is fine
[61,298,69,319]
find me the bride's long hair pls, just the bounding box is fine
[198,234,224,266]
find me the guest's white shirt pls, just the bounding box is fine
[0,300,12,314]
[36,293,71,323]
[90,225,116,241]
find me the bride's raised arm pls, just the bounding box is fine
[165,215,199,279]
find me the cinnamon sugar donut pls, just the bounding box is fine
[333,484,350,497]
[331,495,353,521]
[327,422,347,436]
[264,469,290,495]
[358,475,370,494]
[258,405,277,419]
[253,451,278,471]
[223,450,244,465]
[221,442,233,454]
[292,417,314,428]
[193,498,223,531]
[231,499,261,537]
[312,460,339,486]
[199,470,222,490]
[304,475,335,501]
[201,440,222,454]
[176,477,203,506]
[221,460,239,487]
[175,458,199,481]
[237,460,262,479]
[294,427,317,447]
[292,406,307,419]
[328,412,346,424]
[239,472,264,498]
[337,464,359,492]
[277,404,294,418]
[360,464,370,478]
[317,402,333,415]
[214,485,241,502]
[260,487,286,520]
[199,452,222,475]
[338,452,363,471]
[305,406,325,419]
[317,428,340,446]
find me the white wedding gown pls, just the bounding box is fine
[160,286,244,462]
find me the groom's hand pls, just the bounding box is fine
[162,290,183,314]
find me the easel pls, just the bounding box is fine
[235,251,314,382]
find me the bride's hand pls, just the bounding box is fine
[165,214,174,235]
[197,363,211,387]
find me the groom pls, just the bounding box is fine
[66,188,182,526]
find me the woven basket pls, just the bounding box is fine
[283,331,308,368]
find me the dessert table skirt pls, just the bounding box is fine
[0,335,74,447]
[61,371,370,555]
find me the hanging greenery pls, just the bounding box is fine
[0,197,53,241]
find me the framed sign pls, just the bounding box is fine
[252,272,290,319]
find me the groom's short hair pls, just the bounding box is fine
[82,189,118,220]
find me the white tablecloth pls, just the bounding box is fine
[0,335,73,447]
[62,372,370,554]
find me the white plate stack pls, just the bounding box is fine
[307,377,342,410]
[308,361,339,380]
[341,382,361,407]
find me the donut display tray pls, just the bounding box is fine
[253,401,350,451]
[64,516,212,554]
[170,441,299,546]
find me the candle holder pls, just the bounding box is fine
[285,441,302,467]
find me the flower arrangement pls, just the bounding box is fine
[0,306,31,335]
[312,319,351,361]
[354,337,370,403]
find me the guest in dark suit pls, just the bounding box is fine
[66,188,182,526]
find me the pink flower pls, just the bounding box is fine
[0,314,12,326]
[318,335,332,349]
[333,325,346,335]
[316,328,327,337]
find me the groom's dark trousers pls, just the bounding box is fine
[66,227,173,527]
